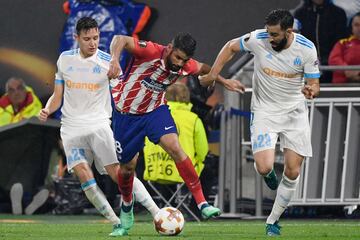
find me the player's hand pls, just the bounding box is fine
[222,79,245,93]
[301,85,315,99]
[198,74,216,86]
[107,59,122,79]
[344,70,360,81]
[39,108,50,122]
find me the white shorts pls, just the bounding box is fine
[250,105,312,157]
[60,124,118,174]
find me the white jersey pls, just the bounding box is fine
[240,29,320,115]
[55,49,114,127]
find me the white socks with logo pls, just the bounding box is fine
[266,174,299,224]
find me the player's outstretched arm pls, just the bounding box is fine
[199,37,242,85]
[39,83,64,122]
[302,78,320,99]
[198,38,245,93]
[108,35,135,79]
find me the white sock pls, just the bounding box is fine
[82,179,120,226]
[266,174,299,224]
[133,177,160,217]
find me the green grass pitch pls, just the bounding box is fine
[0,214,359,240]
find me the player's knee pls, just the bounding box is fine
[119,164,135,178]
[105,164,120,183]
[120,168,133,179]
[284,168,300,180]
[254,163,272,176]
[165,142,183,161]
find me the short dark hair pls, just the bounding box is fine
[172,33,197,57]
[265,9,294,30]
[5,77,25,92]
[352,11,360,21]
[76,17,98,35]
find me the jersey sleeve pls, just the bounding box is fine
[304,47,321,79]
[239,29,266,53]
[183,58,201,75]
[54,56,64,85]
[132,38,160,61]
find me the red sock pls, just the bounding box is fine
[175,157,206,205]
[117,171,134,203]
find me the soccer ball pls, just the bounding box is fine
[153,207,185,236]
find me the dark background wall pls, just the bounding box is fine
[0,0,67,100]
[137,0,299,70]
[0,0,299,100]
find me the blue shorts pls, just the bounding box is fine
[112,105,178,163]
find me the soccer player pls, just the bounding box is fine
[107,32,245,230]
[39,17,159,237]
[199,9,320,236]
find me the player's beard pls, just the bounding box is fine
[166,55,181,72]
[270,36,288,52]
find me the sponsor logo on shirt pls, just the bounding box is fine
[141,77,168,92]
[65,80,100,91]
[263,67,302,79]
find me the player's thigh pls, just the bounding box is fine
[250,114,278,155]
[60,127,93,173]
[250,113,279,173]
[90,125,118,174]
[145,105,178,144]
[112,110,146,163]
[280,108,312,158]
[145,106,184,161]
[159,133,187,162]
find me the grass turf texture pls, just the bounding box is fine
[0,214,359,239]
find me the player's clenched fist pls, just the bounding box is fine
[107,59,121,79]
[301,85,315,99]
[39,108,50,122]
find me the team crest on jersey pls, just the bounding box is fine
[293,56,302,66]
[138,40,147,48]
[93,64,101,74]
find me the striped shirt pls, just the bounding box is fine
[112,39,200,114]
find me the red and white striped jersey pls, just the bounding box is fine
[111,38,200,114]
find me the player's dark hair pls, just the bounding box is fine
[76,17,98,35]
[172,33,197,57]
[350,11,360,25]
[265,9,294,30]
